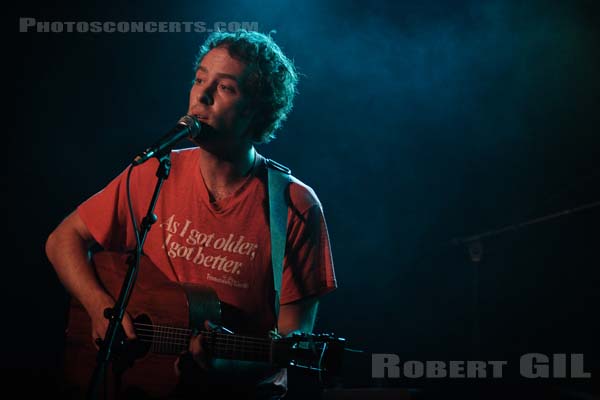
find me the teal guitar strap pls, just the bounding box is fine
[266,158,291,330]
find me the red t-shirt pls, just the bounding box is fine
[77,148,337,336]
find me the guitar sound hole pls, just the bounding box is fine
[132,314,153,356]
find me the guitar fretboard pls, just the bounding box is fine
[133,322,273,362]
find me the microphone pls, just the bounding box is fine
[132,115,203,165]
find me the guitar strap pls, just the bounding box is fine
[266,158,292,331]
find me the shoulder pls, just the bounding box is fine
[262,156,322,215]
[288,175,322,215]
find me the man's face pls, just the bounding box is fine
[188,47,253,145]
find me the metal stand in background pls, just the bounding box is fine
[87,154,172,400]
[450,200,600,358]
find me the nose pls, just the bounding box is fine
[198,86,214,106]
[199,92,214,106]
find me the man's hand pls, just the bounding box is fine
[187,320,213,370]
[88,292,136,349]
[174,320,214,376]
[173,320,279,385]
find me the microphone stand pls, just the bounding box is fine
[450,199,600,359]
[87,153,172,400]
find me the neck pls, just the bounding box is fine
[198,144,256,200]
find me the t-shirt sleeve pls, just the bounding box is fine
[76,165,146,252]
[280,200,338,304]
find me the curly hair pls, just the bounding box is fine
[194,30,299,144]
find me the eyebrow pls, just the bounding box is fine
[196,65,240,83]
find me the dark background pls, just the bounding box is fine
[8,0,600,398]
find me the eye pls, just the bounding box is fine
[194,78,203,85]
[220,84,235,93]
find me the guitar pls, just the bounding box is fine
[63,251,345,398]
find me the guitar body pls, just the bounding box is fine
[63,252,221,399]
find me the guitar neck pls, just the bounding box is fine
[205,330,273,363]
[136,322,273,363]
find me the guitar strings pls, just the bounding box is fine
[130,324,273,352]
[142,343,271,360]
[137,339,270,351]
[133,336,272,351]
[128,322,321,358]
[132,329,272,348]
[133,322,190,333]
[132,322,274,344]
[133,337,272,356]
[132,333,272,349]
